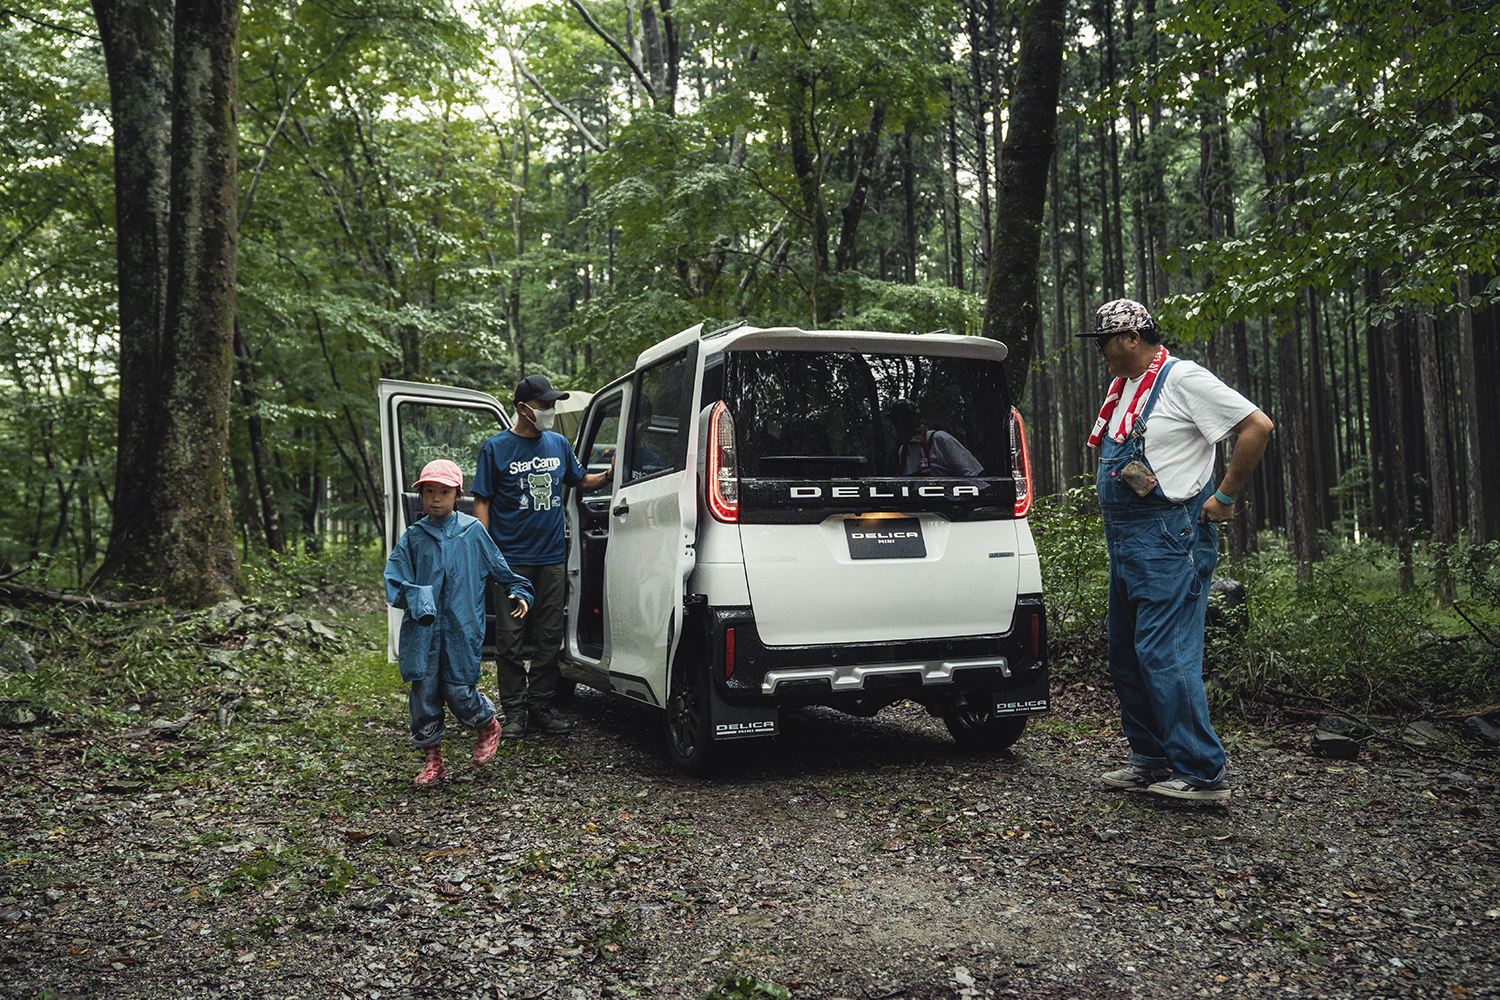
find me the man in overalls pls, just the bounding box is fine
[1083,299,1274,802]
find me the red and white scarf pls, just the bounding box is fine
[1087,346,1170,449]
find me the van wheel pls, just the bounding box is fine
[665,663,718,776]
[942,696,1028,753]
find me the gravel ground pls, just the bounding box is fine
[2,668,1497,1000]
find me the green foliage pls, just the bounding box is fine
[0,9,117,580]
[1029,485,1110,650]
[699,975,792,1000]
[1028,488,1499,713]
[1207,540,1500,714]
[1113,0,1500,333]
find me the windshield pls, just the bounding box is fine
[725,349,1012,480]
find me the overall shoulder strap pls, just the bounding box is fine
[1135,358,1178,430]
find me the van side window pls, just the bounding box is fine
[579,396,623,480]
[628,352,692,480]
[396,400,499,520]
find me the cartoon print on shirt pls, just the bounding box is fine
[527,471,554,511]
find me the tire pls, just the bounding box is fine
[941,695,1028,753]
[664,661,719,776]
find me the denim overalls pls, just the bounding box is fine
[1096,360,1226,786]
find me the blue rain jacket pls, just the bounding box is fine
[384,511,535,684]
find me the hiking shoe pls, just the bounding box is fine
[501,719,527,739]
[1101,766,1171,791]
[473,716,502,764]
[528,705,574,734]
[1147,777,1231,802]
[414,745,445,786]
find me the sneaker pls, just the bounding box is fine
[528,705,574,734]
[501,719,527,739]
[1147,777,1231,802]
[414,745,445,786]
[473,716,501,764]
[1101,766,1171,791]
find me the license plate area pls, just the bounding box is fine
[844,517,926,559]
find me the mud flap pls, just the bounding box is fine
[709,683,778,740]
[992,671,1050,717]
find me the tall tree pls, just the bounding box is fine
[91,0,174,586]
[93,0,242,603]
[982,0,1067,401]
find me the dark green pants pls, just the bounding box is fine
[491,562,566,720]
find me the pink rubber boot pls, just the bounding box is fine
[414,745,445,786]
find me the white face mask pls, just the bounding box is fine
[525,403,556,432]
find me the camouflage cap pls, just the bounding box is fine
[1085,298,1156,337]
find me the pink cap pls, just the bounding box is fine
[412,459,464,489]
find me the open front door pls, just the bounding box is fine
[378,378,509,661]
[600,337,704,706]
[564,386,625,686]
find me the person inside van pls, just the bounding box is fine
[630,397,664,480]
[889,398,983,477]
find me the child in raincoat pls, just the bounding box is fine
[384,459,535,785]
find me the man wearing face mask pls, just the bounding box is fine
[474,375,612,738]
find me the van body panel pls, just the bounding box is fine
[738,515,1020,646]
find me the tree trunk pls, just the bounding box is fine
[787,80,828,322]
[981,0,1067,404]
[834,101,886,273]
[945,87,964,289]
[1050,148,1079,490]
[1277,306,1317,577]
[967,0,992,290]
[91,0,174,588]
[151,0,241,602]
[1416,311,1455,604]
[1374,271,1415,588]
[658,0,679,117]
[1458,270,1485,543]
[902,127,917,284]
[234,321,285,553]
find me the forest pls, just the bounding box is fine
[1,0,1497,604]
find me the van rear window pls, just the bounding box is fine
[725,350,1012,480]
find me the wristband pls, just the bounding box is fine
[1213,488,1236,506]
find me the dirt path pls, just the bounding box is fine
[3,675,1498,1000]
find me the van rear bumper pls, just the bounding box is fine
[701,595,1048,710]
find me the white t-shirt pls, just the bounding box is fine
[1105,359,1257,501]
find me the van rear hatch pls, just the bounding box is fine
[722,340,1022,647]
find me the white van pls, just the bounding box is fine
[379,323,1048,774]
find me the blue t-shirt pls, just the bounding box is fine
[472,429,587,565]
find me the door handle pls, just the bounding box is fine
[612,502,630,517]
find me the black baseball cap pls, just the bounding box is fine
[514,374,569,404]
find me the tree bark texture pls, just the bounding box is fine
[834,101,886,273]
[787,80,828,322]
[156,0,242,603]
[91,0,174,587]
[1457,272,1485,543]
[981,0,1067,404]
[1416,311,1455,603]
[234,321,284,553]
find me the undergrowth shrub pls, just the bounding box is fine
[1031,488,1500,714]
[1029,486,1109,652]
[0,545,387,728]
[1208,540,1500,715]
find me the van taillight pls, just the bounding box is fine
[708,400,739,523]
[724,627,736,679]
[1010,407,1033,519]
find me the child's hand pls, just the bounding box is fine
[510,598,529,619]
